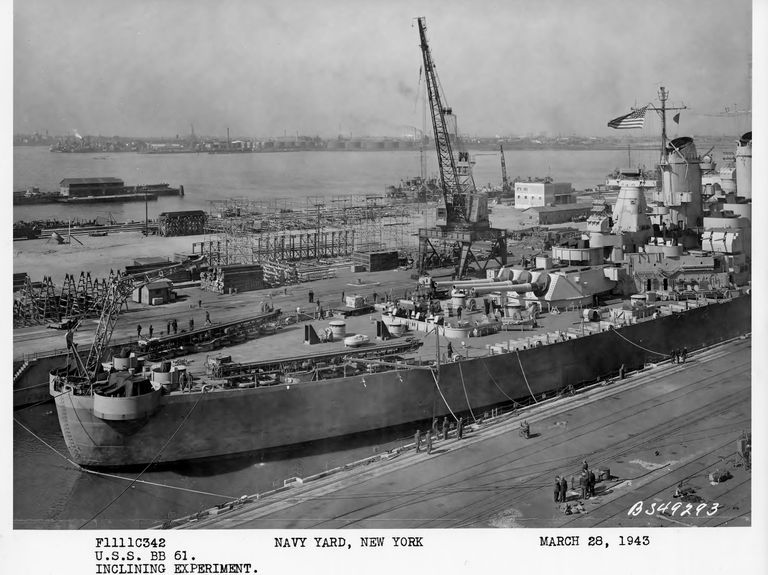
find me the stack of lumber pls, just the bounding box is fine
[262,260,298,286]
[200,264,264,293]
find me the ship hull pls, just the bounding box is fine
[54,295,751,468]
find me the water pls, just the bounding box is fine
[13,146,656,224]
[12,141,730,529]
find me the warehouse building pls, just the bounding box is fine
[514,181,575,208]
[59,177,125,198]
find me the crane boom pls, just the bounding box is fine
[68,257,207,382]
[416,16,467,224]
[500,144,510,193]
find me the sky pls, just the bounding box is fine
[12,0,755,139]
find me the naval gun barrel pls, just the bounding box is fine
[451,281,534,297]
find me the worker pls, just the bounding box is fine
[137,324,142,338]
[432,417,439,437]
[166,320,171,335]
[588,469,596,497]
[189,318,194,331]
[172,319,178,334]
[446,341,453,359]
[681,347,688,363]
[555,476,562,503]
[308,290,314,303]
[341,290,345,303]
[579,472,587,499]
[520,420,530,439]
[425,430,432,454]
[148,325,154,339]
[372,291,378,303]
[582,459,589,472]
[560,476,569,503]
[442,416,449,440]
[296,306,301,320]
[619,364,626,379]
[457,417,464,440]
[198,299,202,308]
[415,429,422,453]
[456,306,463,320]
[205,310,211,325]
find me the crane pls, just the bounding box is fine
[65,257,206,384]
[500,144,512,196]
[415,17,506,278]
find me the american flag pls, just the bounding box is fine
[607,106,647,129]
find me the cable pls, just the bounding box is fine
[457,362,477,423]
[515,348,539,404]
[479,357,517,403]
[610,325,669,356]
[430,369,458,422]
[79,387,210,529]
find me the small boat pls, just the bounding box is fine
[344,334,370,347]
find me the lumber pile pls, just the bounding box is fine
[200,264,265,294]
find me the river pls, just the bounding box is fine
[11,140,729,529]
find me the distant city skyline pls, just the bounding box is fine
[13,0,754,139]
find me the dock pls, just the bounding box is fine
[172,337,751,529]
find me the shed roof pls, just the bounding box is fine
[60,177,124,186]
[144,278,173,289]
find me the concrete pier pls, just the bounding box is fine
[176,337,751,529]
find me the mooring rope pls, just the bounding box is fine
[14,414,237,500]
[479,358,518,404]
[457,362,477,423]
[610,326,669,357]
[430,368,459,422]
[514,348,539,404]
[79,387,210,529]
[13,416,80,467]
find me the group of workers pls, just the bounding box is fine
[415,416,464,454]
[671,347,688,363]
[554,461,597,504]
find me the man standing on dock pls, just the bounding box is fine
[457,417,464,440]
[681,347,688,363]
[442,417,449,441]
[554,476,562,503]
[308,290,314,303]
[341,290,345,303]
[415,429,422,452]
[560,475,569,502]
[148,325,154,339]
[189,318,194,331]
[137,324,142,339]
[425,430,433,454]
[205,310,211,326]
[172,319,178,334]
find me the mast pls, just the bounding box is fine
[659,86,668,164]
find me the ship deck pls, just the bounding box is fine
[176,336,751,529]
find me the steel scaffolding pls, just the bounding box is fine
[198,195,435,266]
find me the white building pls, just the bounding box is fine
[514,181,574,208]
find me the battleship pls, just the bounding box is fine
[42,17,751,470]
